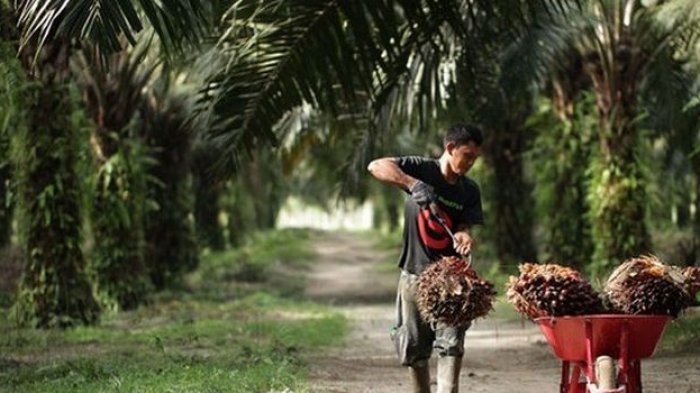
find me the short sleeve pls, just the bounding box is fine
[394,156,433,182]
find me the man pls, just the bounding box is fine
[367,123,484,393]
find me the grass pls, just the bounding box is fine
[659,308,700,351]
[359,228,403,252]
[0,228,346,393]
[356,229,402,275]
[194,229,314,284]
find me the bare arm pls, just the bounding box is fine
[367,157,418,191]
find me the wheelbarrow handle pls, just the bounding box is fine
[428,203,456,239]
[428,203,473,267]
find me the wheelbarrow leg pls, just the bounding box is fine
[629,359,642,393]
[619,362,640,393]
[585,320,595,386]
[565,362,586,393]
[561,361,570,393]
[618,321,632,392]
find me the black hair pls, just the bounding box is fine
[444,123,483,147]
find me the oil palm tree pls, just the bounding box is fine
[529,93,597,269]
[191,142,227,251]
[140,82,199,289]
[541,54,596,269]
[0,5,17,246]
[73,46,156,309]
[644,56,700,264]
[517,43,595,268]
[511,0,700,272]
[9,0,208,324]
[9,35,102,328]
[2,2,101,328]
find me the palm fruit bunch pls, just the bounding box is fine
[605,255,693,318]
[682,266,700,299]
[416,256,496,328]
[506,263,604,319]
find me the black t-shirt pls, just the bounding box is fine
[396,156,484,274]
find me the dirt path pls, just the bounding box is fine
[305,231,700,393]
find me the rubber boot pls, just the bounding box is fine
[408,365,431,393]
[436,356,462,393]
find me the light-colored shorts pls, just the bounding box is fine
[390,271,469,367]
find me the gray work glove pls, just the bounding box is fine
[409,180,436,208]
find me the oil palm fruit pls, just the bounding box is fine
[506,263,603,319]
[417,256,496,327]
[682,266,700,299]
[605,255,693,318]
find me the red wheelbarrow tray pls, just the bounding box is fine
[534,314,672,361]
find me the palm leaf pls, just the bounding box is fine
[74,42,158,137]
[198,0,580,178]
[15,0,207,56]
[199,0,397,159]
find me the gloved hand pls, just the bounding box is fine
[453,231,473,256]
[409,180,436,208]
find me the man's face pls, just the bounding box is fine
[447,141,481,176]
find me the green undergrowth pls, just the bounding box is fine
[0,228,346,392]
[185,228,316,300]
[659,308,700,351]
[361,229,401,274]
[360,229,402,252]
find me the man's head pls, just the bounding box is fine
[443,123,483,176]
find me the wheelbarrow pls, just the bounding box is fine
[535,315,672,393]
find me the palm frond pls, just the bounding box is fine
[654,0,700,63]
[199,0,581,178]
[74,42,158,137]
[15,0,207,56]
[199,0,403,160]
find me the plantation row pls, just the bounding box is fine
[2,1,700,328]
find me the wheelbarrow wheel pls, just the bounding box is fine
[595,356,617,391]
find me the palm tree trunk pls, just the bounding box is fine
[585,45,651,273]
[76,50,154,309]
[539,71,594,269]
[226,200,247,247]
[87,111,151,310]
[141,99,198,289]
[0,153,13,247]
[384,192,400,232]
[246,155,283,230]
[372,187,400,232]
[193,163,226,251]
[90,150,151,309]
[0,4,17,247]
[482,126,537,267]
[0,50,14,247]
[691,157,700,264]
[13,38,100,327]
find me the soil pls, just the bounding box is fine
[305,231,700,393]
